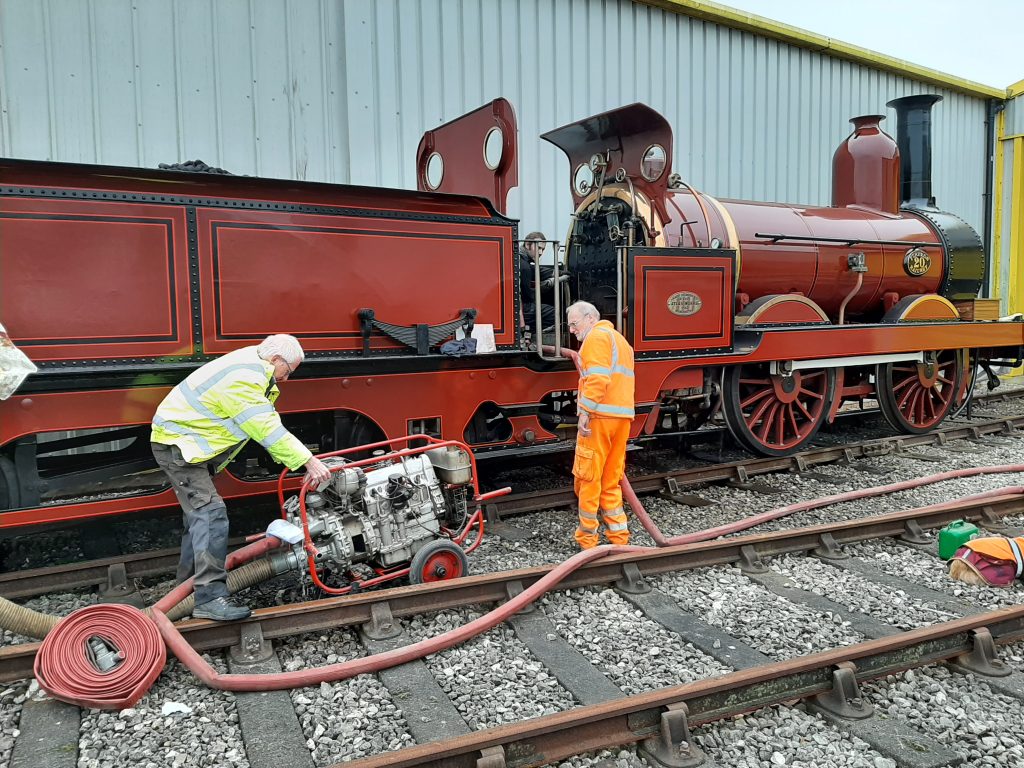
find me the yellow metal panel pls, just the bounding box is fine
[1007,135,1023,377]
[1010,136,1023,319]
[993,109,1006,306]
[636,0,1007,99]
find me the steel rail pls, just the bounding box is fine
[1,398,1021,600]
[2,491,1022,684]
[0,537,250,599]
[490,412,1024,517]
[333,605,1024,768]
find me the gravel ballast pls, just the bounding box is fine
[276,628,414,766]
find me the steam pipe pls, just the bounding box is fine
[838,272,864,326]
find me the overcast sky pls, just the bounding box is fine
[721,0,1023,89]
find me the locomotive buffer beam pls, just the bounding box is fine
[358,308,477,355]
[755,232,942,248]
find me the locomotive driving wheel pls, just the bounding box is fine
[722,363,836,456]
[875,349,964,434]
[409,540,469,584]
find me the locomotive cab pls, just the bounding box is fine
[542,105,737,357]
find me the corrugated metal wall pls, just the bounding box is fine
[0,0,991,241]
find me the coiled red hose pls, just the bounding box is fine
[623,463,1024,546]
[33,602,166,710]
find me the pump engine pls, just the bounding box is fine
[272,445,476,583]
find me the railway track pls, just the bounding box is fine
[4,409,1023,601]
[2,385,1023,767]
[5,486,1024,767]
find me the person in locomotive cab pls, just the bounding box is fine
[519,231,557,333]
[567,301,635,549]
[150,334,331,621]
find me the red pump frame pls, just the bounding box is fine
[274,435,509,595]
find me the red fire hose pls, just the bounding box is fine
[33,536,644,707]
[32,462,1024,709]
[33,603,166,710]
[622,463,1024,546]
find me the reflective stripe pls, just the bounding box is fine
[174,363,272,443]
[258,424,289,450]
[606,521,629,532]
[595,326,632,373]
[579,511,598,521]
[581,365,633,378]
[233,402,275,427]
[192,363,267,396]
[153,415,214,456]
[176,381,249,442]
[578,395,635,416]
[1010,538,1024,578]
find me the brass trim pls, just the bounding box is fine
[702,192,742,286]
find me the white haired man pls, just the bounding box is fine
[151,334,331,621]
[566,301,635,549]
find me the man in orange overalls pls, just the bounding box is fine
[567,301,635,549]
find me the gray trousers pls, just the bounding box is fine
[151,442,230,606]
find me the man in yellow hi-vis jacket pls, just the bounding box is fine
[566,301,635,549]
[151,334,330,621]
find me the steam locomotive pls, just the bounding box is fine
[1,95,1022,530]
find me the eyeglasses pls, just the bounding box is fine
[567,319,581,330]
[278,357,294,377]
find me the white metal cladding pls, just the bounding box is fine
[0,0,992,243]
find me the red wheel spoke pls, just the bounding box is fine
[907,388,924,424]
[747,396,776,427]
[740,388,774,409]
[896,382,916,411]
[794,398,814,422]
[796,386,825,402]
[893,377,916,395]
[756,402,781,442]
[739,377,772,387]
[923,390,937,421]
[916,389,928,424]
[786,405,801,438]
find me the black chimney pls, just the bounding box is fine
[886,94,942,208]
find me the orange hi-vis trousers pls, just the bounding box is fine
[573,416,631,549]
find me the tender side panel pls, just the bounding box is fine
[196,208,516,354]
[0,197,192,361]
[629,249,735,354]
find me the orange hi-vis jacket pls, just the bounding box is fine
[578,320,635,418]
[965,536,1024,575]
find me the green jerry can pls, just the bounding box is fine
[938,520,979,560]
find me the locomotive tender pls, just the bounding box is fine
[1,95,1022,529]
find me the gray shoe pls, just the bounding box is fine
[193,596,251,621]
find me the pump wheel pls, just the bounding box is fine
[722,363,836,457]
[409,540,469,584]
[876,349,963,434]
